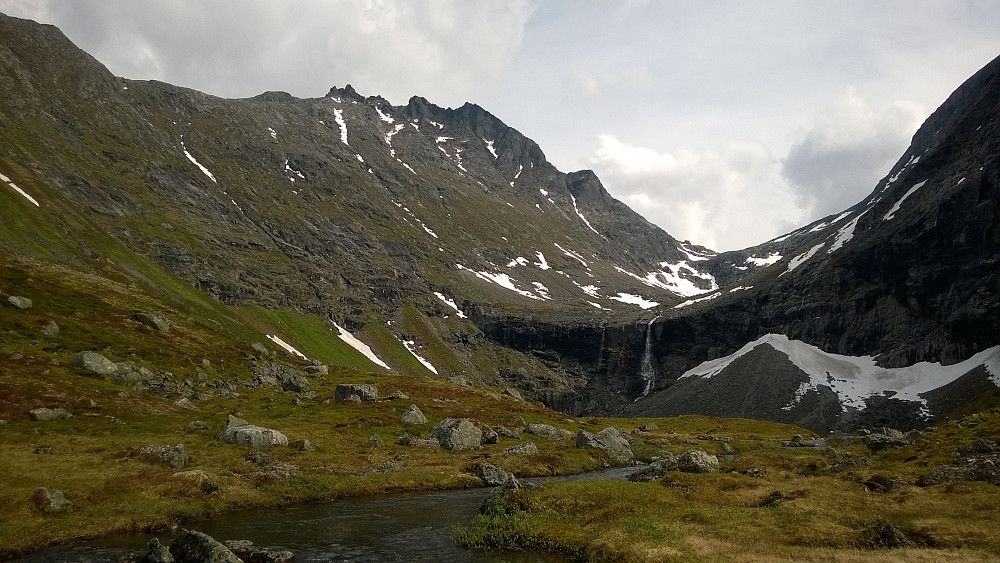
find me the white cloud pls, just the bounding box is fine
[590,134,807,251]
[782,90,925,217]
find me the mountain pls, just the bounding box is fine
[1,12,998,431]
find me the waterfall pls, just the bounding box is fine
[638,315,660,398]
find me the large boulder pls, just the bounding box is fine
[169,529,242,563]
[431,417,482,450]
[215,415,288,448]
[524,423,574,441]
[134,311,171,332]
[135,444,189,469]
[863,428,910,451]
[918,454,1000,486]
[139,538,174,563]
[72,351,118,376]
[29,407,72,421]
[7,295,32,309]
[400,404,427,424]
[32,487,70,514]
[472,462,514,486]
[335,383,378,402]
[678,450,720,473]
[503,441,539,456]
[576,427,634,464]
[628,456,678,482]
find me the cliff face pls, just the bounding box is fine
[1,13,998,430]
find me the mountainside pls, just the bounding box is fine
[2,13,999,431]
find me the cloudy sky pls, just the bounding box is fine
[4,1,1000,250]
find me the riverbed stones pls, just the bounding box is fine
[223,540,295,563]
[134,311,171,332]
[29,407,72,421]
[335,383,378,402]
[400,404,427,424]
[7,295,32,309]
[678,450,720,473]
[32,487,70,514]
[431,417,482,450]
[524,423,573,441]
[140,537,174,562]
[215,415,288,448]
[169,529,242,563]
[135,444,189,469]
[503,441,539,456]
[72,351,118,375]
[576,427,634,464]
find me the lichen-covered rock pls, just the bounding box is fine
[290,439,318,451]
[172,470,220,493]
[384,390,409,400]
[42,321,59,337]
[362,460,402,475]
[140,538,174,563]
[367,434,385,447]
[503,441,539,456]
[134,311,171,332]
[862,427,909,451]
[400,404,427,424]
[72,351,117,375]
[472,462,514,486]
[135,444,189,469]
[576,427,634,464]
[32,487,70,514]
[335,383,378,402]
[215,415,288,448]
[169,529,241,563]
[7,295,32,309]
[29,407,72,421]
[678,450,720,473]
[397,435,440,448]
[524,423,573,441]
[917,454,1000,486]
[478,475,522,516]
[431,417,482,450]
[223,540,295,563]
[174,398,198,411]
[628,456,677,482]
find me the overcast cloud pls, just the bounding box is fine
[3,0,1000,250]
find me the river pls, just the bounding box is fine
[15,467,635,562]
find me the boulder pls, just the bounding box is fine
[246,461,299,481]
[34,446,58,455]
[43,321,59,337]
[72,351,118,376]
[7,295,32,309]
[362,460,402,475]
[472,462,514,486]
[169,529,242,563]
[185,420,209,432]
[135,444,189,469]
[637,422,658,432]
[431,417,482,450]
[918,454,1000,486]
[628,456,677,482]
[134,311,171,332]
[863,475,906,493]
[576,427,634,463]
[279,372,310,394]
[174,398,198,411]
[384,390,409,400]
[960,438,998,456]
[481,428,499,445]
[503,442,539,456]
[367,434,385,448]
[215,415,288,448]
[172,470,220,493]
[290,439,318,452]
[302,360,328,376]
[524,423,573,441]
[678,450,720,473]
[29,407,72,421]
[400,404,427,424]
[863,428,909,451]
[223,540,295,563]
[335,383,378,402]
[140,538,174,563]
[32,487,70,514]
[397,436,441,448]
[493,425,520,439]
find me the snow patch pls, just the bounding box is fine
[883,180,927,221]
[332,323,390,369]
[534,251,550,270]
[618,263,717,298]
[484,139,498,159]
[333,108,349,145]
[608,292,659,309]
[434,292,467,318]
[746,253,782,267]
[180,139,217,183]
[266,334,307,360]
[682,333,1000,411]
[456,264,543,300]
[827,213,863,254]
[401,339,438,374]
[674,292,721,309]
[2,174,40,207]
[782,242,825,275]
[531,281,552,300]
[268,127,277,140]
[554,243,588,267]
[569,193,600,235]
[375,106,394,123]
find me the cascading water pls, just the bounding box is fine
[638,315,660,399]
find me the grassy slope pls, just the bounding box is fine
[455,412,1000,562]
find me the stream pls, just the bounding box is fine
[15,467,635,562]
